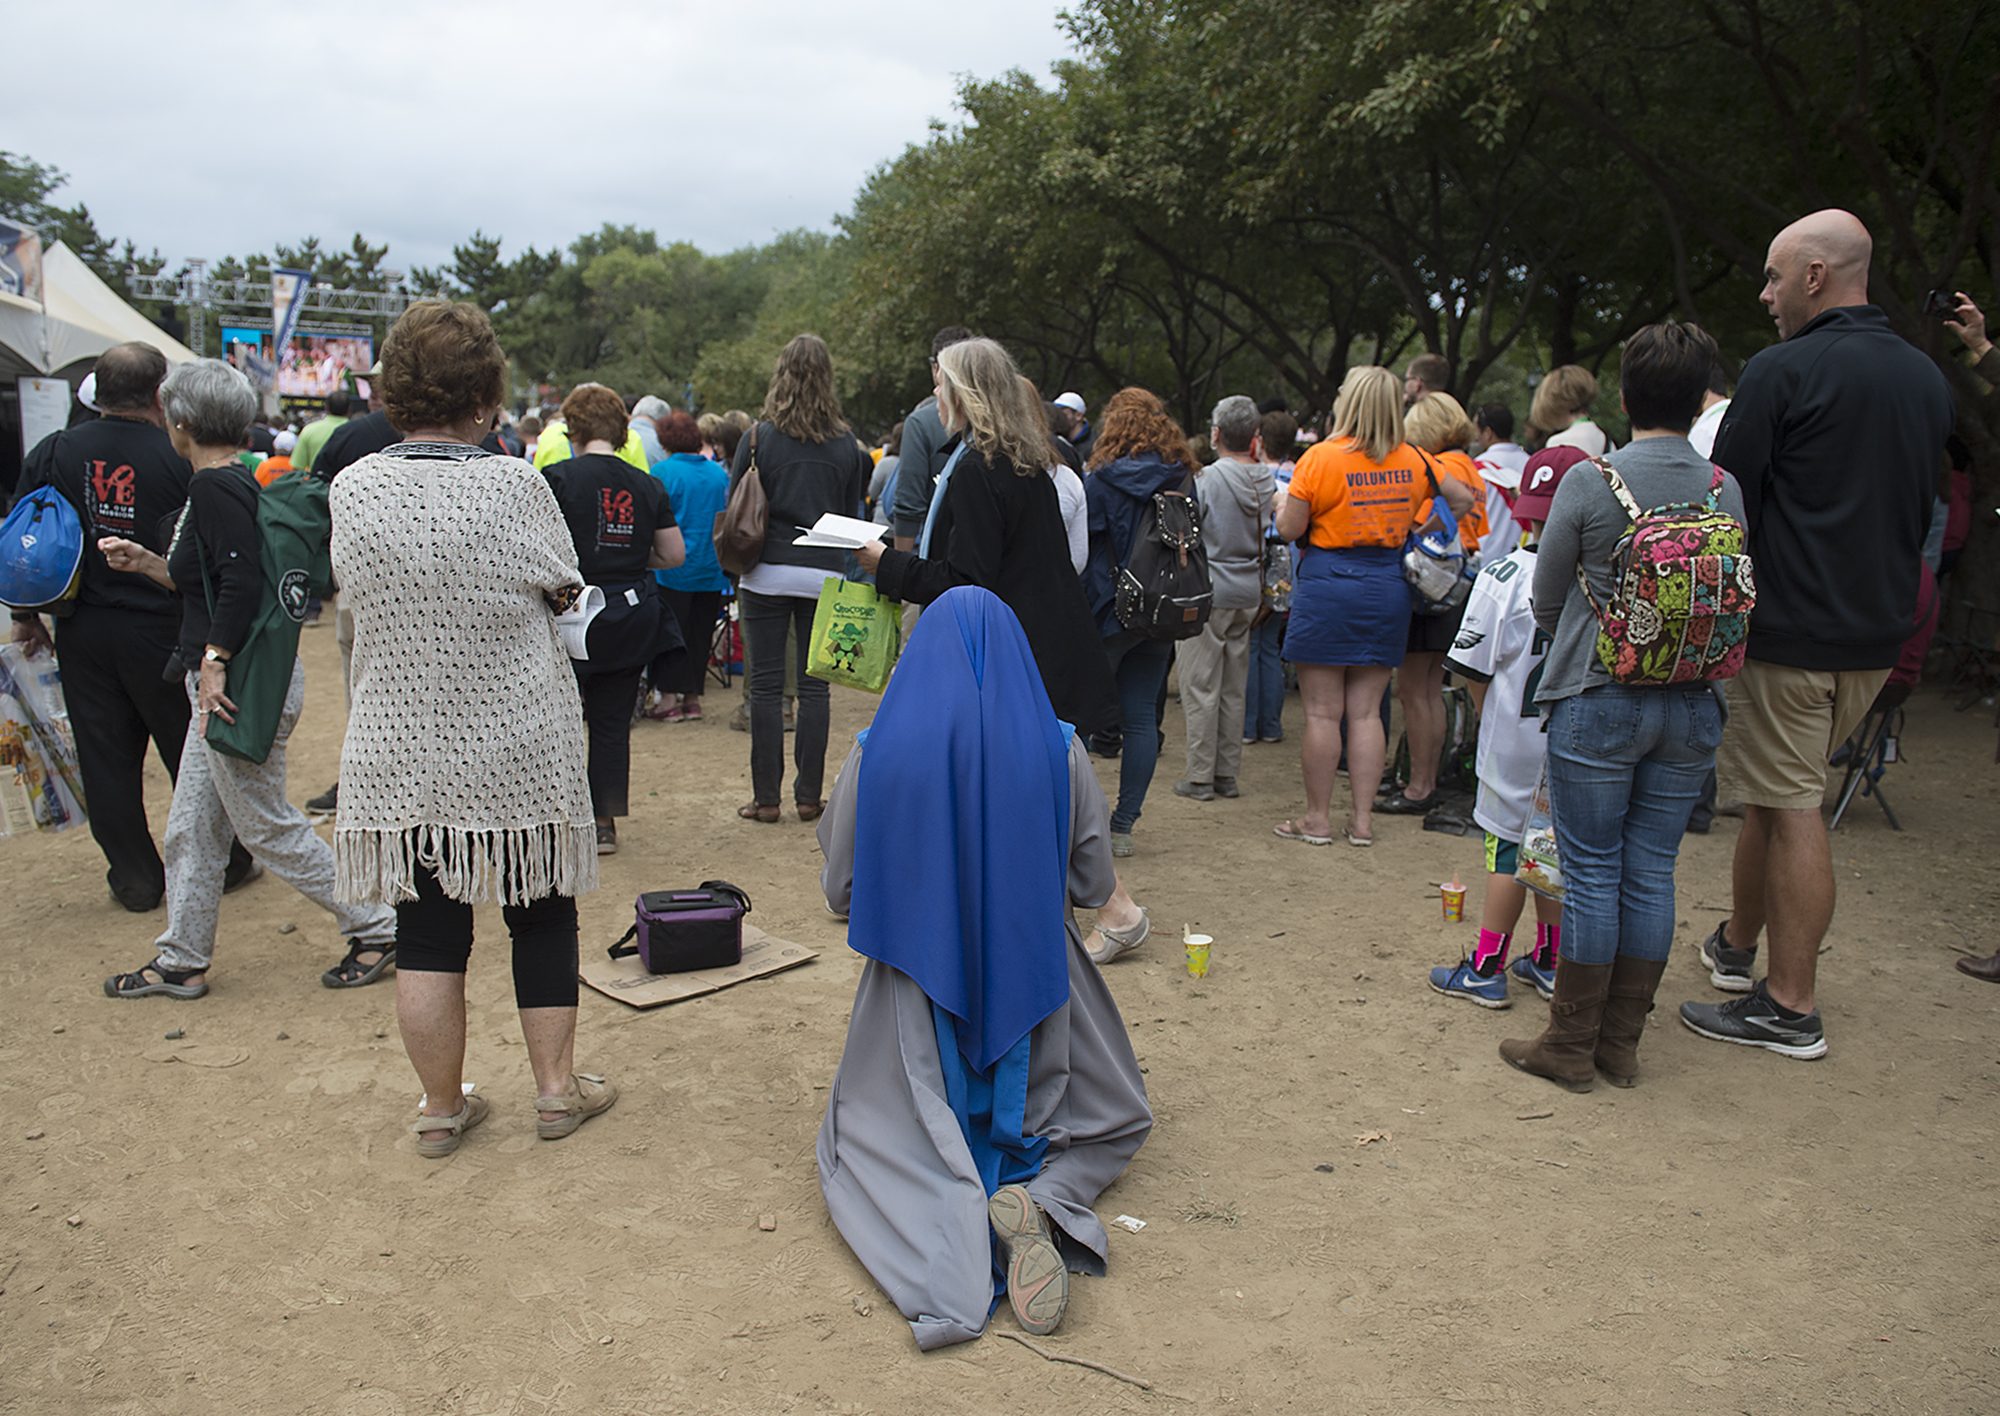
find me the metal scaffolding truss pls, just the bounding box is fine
[124,262,412,352]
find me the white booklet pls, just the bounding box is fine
[553,585,606,660]
[792,512,884,550]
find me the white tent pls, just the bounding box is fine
[0,241,197,379]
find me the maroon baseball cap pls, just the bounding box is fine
[1512,446,1590,524]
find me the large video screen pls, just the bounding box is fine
[221,328,371,398]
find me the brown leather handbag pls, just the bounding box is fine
[713,424,767,577]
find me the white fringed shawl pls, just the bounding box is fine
[329,443,598,906]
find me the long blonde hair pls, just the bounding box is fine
[1329,366,1405,463]
[763,333,849,443]
[1402,391,1476,455]
[935,338,1053,475]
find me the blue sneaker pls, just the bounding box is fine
[1510,954,1557,1001]
[1429,960,1511,1009]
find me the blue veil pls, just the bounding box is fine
[848,586,1073,1195]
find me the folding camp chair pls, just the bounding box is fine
[1829,681,1910,831]
[1937,602,2000,711]
[708,597,740,690]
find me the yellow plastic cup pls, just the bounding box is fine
[1184,933,1212,978]
[1441,885,1466,923]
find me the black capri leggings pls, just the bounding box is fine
[393,865,580,1009]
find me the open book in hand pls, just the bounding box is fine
[791,513,884,550]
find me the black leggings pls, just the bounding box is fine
[393,865,580,1009]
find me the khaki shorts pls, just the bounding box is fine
[1716,659,1891,811]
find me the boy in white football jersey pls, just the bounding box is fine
[1427,448,1588,1007]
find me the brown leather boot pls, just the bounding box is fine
[1594,956,1669,1088]
[1499,958,1612,1092]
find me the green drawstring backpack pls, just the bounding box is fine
[198,468,332,763]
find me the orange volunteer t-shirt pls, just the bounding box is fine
[254,454,294,488]
[1417,448,1488,553]
[1287,438,1428,549]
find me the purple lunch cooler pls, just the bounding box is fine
[607,880,752,974]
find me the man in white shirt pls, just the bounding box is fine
[1404,352,1451,407]
[1471,403,1529,564]
[1687,363,1730,458]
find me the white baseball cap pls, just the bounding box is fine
[1053,391,1086,414]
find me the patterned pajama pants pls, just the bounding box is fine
[154,660,396,973]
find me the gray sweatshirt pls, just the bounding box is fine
[1532,436,1746,707]
[1196,456,1277,609]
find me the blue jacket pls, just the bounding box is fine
[1081,452,1190,636]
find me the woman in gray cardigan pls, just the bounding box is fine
[1174,395,1274,800]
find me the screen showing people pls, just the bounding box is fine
[221,327,371,398]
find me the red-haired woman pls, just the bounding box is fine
[647,408,729,722]
[542,383,685,855]
[1078,389,1200,857]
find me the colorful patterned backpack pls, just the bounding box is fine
[1576,458,1755,684]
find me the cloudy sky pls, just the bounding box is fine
[7,0,1079,276]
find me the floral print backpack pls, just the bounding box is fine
[1575,458,1755,684]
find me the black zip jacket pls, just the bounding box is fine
[1713,305,1954,670]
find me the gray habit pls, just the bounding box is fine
[815,735,1153,1349]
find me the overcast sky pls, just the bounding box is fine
[7,0,1078,277]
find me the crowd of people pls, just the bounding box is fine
[4,205,1991,1346]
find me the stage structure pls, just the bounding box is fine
[124,262,412,356]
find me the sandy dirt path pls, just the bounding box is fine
[2,621,1996,1415]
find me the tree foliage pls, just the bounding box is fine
[6,0,1995,587]
[0,150,164,298]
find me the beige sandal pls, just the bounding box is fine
[412,1092,489,1159]
[536,1071,618,1140]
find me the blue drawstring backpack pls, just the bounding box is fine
[1402,453,1477,614]
[0,487,85,614]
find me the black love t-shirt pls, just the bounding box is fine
[17,416,191,616]
[543,453,675,585]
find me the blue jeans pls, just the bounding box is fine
[1545,684,1723,966]
[1243,613,1286,740]
[1102,631,1174,833]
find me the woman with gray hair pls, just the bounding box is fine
[1174,395,1274,802]
[96,358,398,1000]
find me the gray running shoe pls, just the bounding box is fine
[1679,982,1826,1060]
[1699,920,1756,992]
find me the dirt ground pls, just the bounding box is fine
[3,621,1997,1416]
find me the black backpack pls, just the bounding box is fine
[1114,473,1212,639]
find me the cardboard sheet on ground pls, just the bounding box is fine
[580,924,817,1008]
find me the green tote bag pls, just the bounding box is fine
[806,577,900,694]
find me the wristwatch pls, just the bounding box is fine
[203,648,230,664]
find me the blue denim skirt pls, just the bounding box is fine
[1283,545,1410,668]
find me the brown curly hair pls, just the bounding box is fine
[380,300,508,433]
[1084,387,1198,474]
[559,384,629,449]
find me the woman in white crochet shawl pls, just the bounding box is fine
[330,301,616,1159]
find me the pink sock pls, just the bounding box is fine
[1472,929,1510,977]
[1535,921,1560,967]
